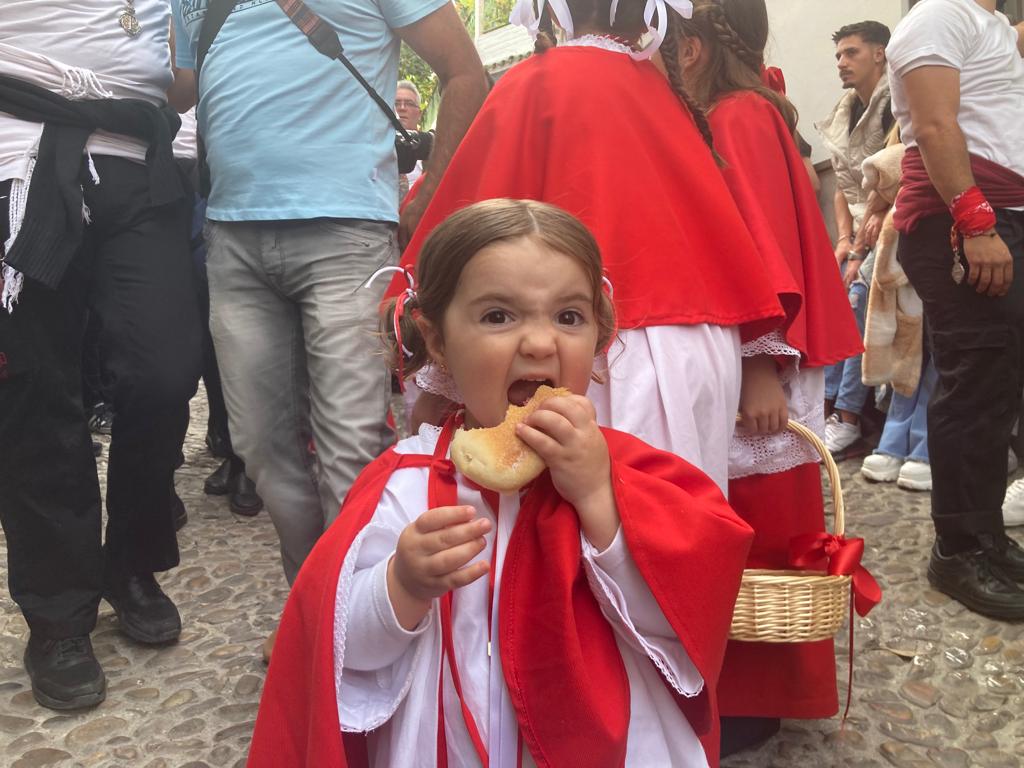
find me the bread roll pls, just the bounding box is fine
[450,385,571,492]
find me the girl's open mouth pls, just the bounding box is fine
[507,378,554,406]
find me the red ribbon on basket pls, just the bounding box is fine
[789,532,882,723]
[789,533,881,617]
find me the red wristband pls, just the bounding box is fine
[950,186,997,238]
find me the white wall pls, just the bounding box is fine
[764,0,907,163]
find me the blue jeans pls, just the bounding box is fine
[875,356,937,463]
[825,280,869,414]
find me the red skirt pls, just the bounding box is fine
[719,463,839,719]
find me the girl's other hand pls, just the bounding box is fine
[517,395,619,550]
[739,355,789,435]
[387,505,490,630]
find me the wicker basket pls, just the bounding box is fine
[728,420,851,643]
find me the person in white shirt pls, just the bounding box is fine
[886,0,1024,620]
[0,0,201,710]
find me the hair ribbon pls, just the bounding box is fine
[365,266,418,391]
[510,0,576,39]
[609,0,693,60]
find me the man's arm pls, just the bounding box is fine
[833,186,855,264]
[396,4,488,247]
[902,64,1011,296]
[166,14,197,112]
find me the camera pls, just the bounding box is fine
[395,129,434,174]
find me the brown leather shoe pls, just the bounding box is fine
[262,628,278,665]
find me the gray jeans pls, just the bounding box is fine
[206,218,396,583]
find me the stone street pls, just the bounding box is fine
[2,391,1023,767]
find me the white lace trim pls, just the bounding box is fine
[414,364,463,403]
[580,534,702,698]
[561,34,634,55]
[741,329,800,360]
[729,368,826,479]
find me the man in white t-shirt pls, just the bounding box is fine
[0,1,202,709]
[887,0,1024,620]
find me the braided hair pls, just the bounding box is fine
[660,11,717,155]
[675,0,799,134]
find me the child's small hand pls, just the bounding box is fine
[739,354,789,435]
[516,395,619,549]
[387,506,491,630]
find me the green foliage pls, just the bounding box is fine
[398,0,516,118]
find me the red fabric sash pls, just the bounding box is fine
[894,148,1024,234]
[247,427,754,767]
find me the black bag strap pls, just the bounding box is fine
[197,0,238,77]
[274,0,413,142]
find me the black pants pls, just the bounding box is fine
[899,210,1024,548]
[0,156,202,638]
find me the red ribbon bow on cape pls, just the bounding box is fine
[789,533,881,617]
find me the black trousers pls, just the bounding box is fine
[898,210,1024,548]
[0,156,202,638]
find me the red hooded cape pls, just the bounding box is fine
[390,46,785,339]
[709,92,862,367]
[248,427,753,767]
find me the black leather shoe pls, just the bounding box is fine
[205,426,232,460]
[988,536,1024,582]
[104,573,182,644]
[87,402,114,436]
[230,471,263,517]
[203,458,233,496]
[928,542,1024,620]
[24,634,106,711]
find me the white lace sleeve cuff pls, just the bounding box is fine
[581,529,703,697]
[741,329,801,361]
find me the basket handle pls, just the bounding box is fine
[735,418,845,537]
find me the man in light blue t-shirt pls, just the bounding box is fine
[171,0,486,655]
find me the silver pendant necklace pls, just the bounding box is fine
[119,0,142,36]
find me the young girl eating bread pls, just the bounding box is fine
[248,199,754,768]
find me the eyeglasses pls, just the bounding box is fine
[395,99,421,110]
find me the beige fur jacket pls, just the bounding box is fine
[860,143,924,397]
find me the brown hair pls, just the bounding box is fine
[531,0,716,154]
[382,199,617,383]
[675,0,799,134]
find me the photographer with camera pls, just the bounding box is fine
[395,79,430,199]
[171,0,486,660]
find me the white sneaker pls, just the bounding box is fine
[897,460,932,491]
[861,454,902,483]
[1009,448,1019,476]
[1003,478,1024,527]
[825,413,861,455]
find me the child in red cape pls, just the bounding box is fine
[673,0,864,754]
[248,200,754,767]
[389,0,795,496]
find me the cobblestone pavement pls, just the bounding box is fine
[2,391,1023,767]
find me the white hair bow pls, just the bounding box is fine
[509,0,575,39]
[610,0,693,60]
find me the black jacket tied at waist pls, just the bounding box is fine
[0,74,183,289]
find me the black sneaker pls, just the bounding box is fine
[928,542,1024,621]
[24,635,106,711]
[987,535,1024,582]
[104,573,181,644]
